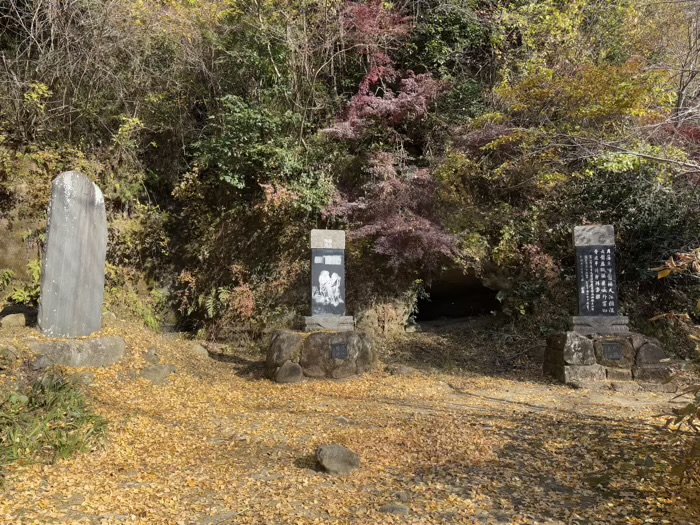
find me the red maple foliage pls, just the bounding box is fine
[327,167,456,274]
[324,63,445,141]
[342,0,412,57]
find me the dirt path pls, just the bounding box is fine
[1,323,697,524]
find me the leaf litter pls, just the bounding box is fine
[0,321,698,524]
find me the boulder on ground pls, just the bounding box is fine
[141,364,176,384]
[189,343,209,358]
[1,313,26,329]
[275,361,303,384]
[29,337,126,368]
[0,345,19,369]
[386,364,420,377]
[378,504,410,515]
[316,444,360,475]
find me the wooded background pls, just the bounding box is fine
[0,0,698,347]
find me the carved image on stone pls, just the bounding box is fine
[313,270,343,307]
[311,248,345,316]
[38,171,107,338]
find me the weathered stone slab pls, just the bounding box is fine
[29,337,125,368]
[38,171,107,338]
[594,336,634,368]
[572,316,630,335]
[633,364,672,383]
[606,367,633,381]
[310,229,345,250]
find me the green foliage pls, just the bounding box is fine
[104,265,168,330]
[9,260,42,306]
[0,373,107,485]
[195,95,311,191]
[0,269,14,292]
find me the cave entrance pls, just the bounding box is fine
[415,269,500,322]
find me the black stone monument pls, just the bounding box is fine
[304,230,354,332]
[572,225,629,335]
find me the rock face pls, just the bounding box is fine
[30,337,125,368]
[636,343,667,365]
[316,444,360,475]
[266,330,374,383]
[38,171,107,338]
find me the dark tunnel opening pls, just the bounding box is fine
[415,269,501,322]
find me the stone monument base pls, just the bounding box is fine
[304,315,354,332]
[544,331,686,392]
[266,329,374,383]
[572,316,629,335]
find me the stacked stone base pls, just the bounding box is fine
[303,316,354,332]
[266,329,374,383]
[544,331,684,392]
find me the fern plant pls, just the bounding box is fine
[9,260,42,306]
[0,269,14,292]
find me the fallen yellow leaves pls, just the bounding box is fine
[0,322,697,523]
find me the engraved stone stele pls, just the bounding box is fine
[38,171,107,338]
[304,229,354,332]
[572,225,629,335]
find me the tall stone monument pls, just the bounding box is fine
[38,171,107,338]
[543,224,678,391]
[304,229,353,332]
[572,225,629,335]
[265,228,374,383]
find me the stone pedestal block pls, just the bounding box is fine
[606,368,633,381]
[304,316,354,332]
[544,330,679,391]
[572,316,630,335]
[562,364,606,384]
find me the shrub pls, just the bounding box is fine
[0,373,107,486]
